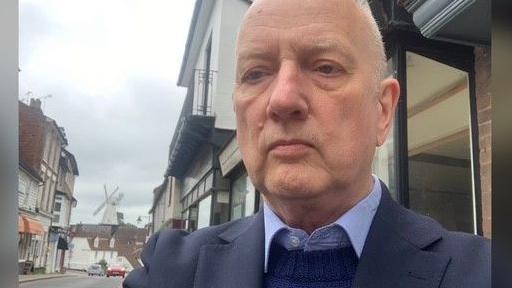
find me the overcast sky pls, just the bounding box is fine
[19,0,195,226]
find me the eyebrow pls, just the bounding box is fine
[237,50,275,63]
[294,40,356,63]
[238,39,354,61]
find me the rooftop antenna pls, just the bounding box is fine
[23,91,32,104]
[36,94,52,111]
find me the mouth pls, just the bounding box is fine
[268,139,313,157]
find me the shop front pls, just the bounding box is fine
[18,214,44,274]
[370,0,490,236]
[218,134,261,222]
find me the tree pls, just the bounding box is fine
[98,259,108,272]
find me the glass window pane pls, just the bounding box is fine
[406,51,475,233]
[230,173,256,220]
[197,195,212,229]
[212,191,229,225]
[244,180,256,216]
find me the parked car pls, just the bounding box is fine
[87,264,105,276]
[106,264,126,278]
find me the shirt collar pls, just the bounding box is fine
[263,174,382,272]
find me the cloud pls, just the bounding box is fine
[19,0,195,226]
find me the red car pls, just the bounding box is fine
[106,265,126,278]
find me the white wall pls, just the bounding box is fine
[192,0,222,116]
[66,237,121,271]
[18,169,39,211]
[191,0,249,130]
[214,0,250,129]
[52,194,71,228]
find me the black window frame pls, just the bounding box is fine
[387,30,483,236]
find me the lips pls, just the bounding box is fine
[268,139,313,157]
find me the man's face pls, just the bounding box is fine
[234,0,394,201]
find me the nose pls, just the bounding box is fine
[267,61,308,121]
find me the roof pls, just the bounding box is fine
[71,224,115,238]
[62,148,79,176]
[148,178,168,213]
[398,0,490,45]
[71,224,148,269]
[45,117,68,146]
[19,160,43,182]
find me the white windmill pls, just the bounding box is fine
[93,184,124,225]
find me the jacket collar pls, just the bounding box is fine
[193,212,265,288]
[194,181,450,288]
[353,181,451,288]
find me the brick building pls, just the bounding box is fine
[18,99,79,272]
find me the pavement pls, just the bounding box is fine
[19,272,124,288]
[19,271,78,283]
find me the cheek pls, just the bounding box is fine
[235,99,265,161]
[318,93,376,159]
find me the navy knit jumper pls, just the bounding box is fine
[264,241,358,288]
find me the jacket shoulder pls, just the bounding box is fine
[123,217,253,288]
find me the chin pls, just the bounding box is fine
[264,167,331,200]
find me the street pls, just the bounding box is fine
[20,273,124,288]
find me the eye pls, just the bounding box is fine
[242,69,269,84]
[314,63,343,76]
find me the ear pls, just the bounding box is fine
[376,78,400,146]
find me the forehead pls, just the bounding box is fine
[237,0,367,54]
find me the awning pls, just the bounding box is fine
[18,215,44,235]
[57,237,69,250]
[399,0,490,45]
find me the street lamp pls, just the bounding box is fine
[136,215,150,227]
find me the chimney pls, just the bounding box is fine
[29,98,42,109]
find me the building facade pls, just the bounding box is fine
[47,149,79,273]
[151,0,251,234]
[18,162,44,272]
[18,99,79,273]
[369,0,491,237]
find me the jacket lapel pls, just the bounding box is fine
[353,182,451,288]
[193,212,264,288]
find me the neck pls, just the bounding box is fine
[263,175,374,234]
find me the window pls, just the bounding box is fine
[54,202,61,212]
[197,195,212,229]
[406,51,475,234]
[230,173,256,221]
[42,133,51,162]
[200,33,212,115]
[18,174,28,194]
[212,191,229,225]
[187,206,198,232]
[53,214,60,223]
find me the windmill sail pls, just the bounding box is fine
[93,184,122,225]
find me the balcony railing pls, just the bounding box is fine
[193,69,216,116]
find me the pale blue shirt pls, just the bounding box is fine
[263,174,382,272]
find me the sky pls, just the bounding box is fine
[19,0,195,226]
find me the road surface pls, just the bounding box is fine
[20,273,124,288]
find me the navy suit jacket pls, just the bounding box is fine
[124,182,490,288]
